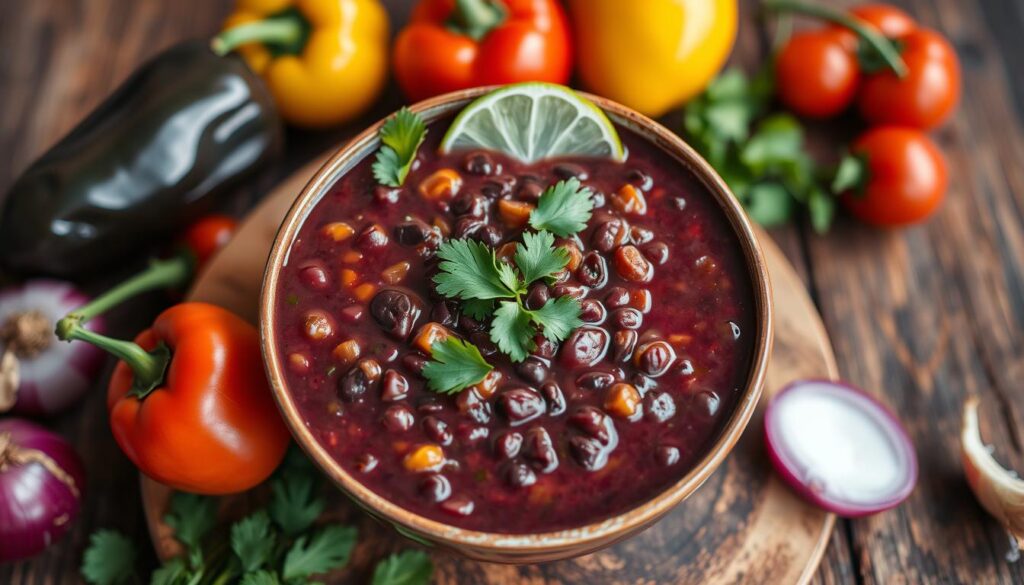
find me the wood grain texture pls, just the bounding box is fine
[0,0,1022,582]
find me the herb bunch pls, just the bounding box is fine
[81,453,433,585]
[372,107,427,188]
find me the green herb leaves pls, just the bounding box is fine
[515,230,569,284]
[491,301,536,362]
[434,238,521,300]
[372,107,427,187]
[371,550,434,585]
[422,337,494,394]
[529,178,595,237]
[81,531,137,585]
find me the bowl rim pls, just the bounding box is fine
[259,86,773,554]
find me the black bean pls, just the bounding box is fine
[631,373,657,395]
[430,300,459,328]
[516,358,549,385]
[478,224,503,247]
[612,330,638,362]
[605,286,630,308]
[299,264,329,290]
[515,178,544,201]
[382,404,415,432]
[523,427,559,473]
[551,283,588,300]
[464,152,496,175]
[370,290,422,340]
[498,387,546,426]
[642,241,670,265]
[576,251,608,288]
[524,282,551,310]
[457,423,489,444]
[423,416,453,446]
[728,321,742,340]
[451,192,488,218]
[644,392,676,423]
[630,226,654,244]
[678,359,695,376]
[402,352,429,376]
[626,169,653,190]
[592,219,629,252]
[568,435,609,471]
[482,175,515,198]
[656,445,681,466]
[575,371,615,391]
[454,217,486,239]
[419,474,452,502]
[532,337,559,359]
[610,308,643,330]
[458,314,486,332]
[494,431,524,460]
[504,459,538,488]
[692,390,721,419]
[634,341,676,377]
[356,223,389,249]
[540,382,566,416]
[338,360,380,402]
[417,397,444,414]
[553,163,589,180]
[354,453,378,473]
[439,495,475,517]
[579,299,607,324]
[456,388,492,424]
[469,331,499,357]
[380,369,409,402]
[569,406,616,444]
[560,326,610,367]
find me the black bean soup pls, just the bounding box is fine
[273,117,756,533]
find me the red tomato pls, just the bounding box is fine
[181,215,238,268]
[858,28,961,129]
[842,126,948,226]
[848,3,917,38]
[775,29,861,118]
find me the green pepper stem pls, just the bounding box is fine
[762,0,908,78]
[58,326,170,398]
[212,10,308,56]
[60,254,192,328]
[449,0,507,41]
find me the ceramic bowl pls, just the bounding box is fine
[260,87,773,563]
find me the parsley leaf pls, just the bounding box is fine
[81,530,137,585]
[422,337,494,394]
[269,472,325,538]
[231,511,276,572]
[434,238,519,300]
[282,525,357,581]
[372,107,427,187]
[530,296,583,342]
[490,301,536,362]
[514,230,568,284]
[165,492,217,567]
[529,178,594,237]
[371,550,434,585]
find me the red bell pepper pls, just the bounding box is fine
[393,0,572,101]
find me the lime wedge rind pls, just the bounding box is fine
[441,83,624,164]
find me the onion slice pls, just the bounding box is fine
[764,379,918,516]
[961,397,1024,550]
[0,280,106,415]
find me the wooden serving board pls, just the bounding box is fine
[141,156,838,584]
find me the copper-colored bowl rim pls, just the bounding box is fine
[259,87,773,555]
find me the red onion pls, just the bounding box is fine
[764,379,918,516]
[0,280,106,416]
[0,418,86,562]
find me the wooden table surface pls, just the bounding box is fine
[2,0,1022,583]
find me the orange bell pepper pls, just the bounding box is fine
[214,0,389,128]
[393,0,572,101]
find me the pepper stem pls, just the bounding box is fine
[762,0,908,78]
[212,9,309,56]
[58,326,171,399]
[448,0,507,41]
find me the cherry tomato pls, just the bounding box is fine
[842,127,948,226]
[181,215,238,268]
[849,3,917,38]
[776,29,861,118]
[858,28,960,129]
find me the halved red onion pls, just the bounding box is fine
[0,280,106,416]
[764,379,918,516]
[0,418,86,562]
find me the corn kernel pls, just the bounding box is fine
[413,322,452,354]
[558,241,583,271]
[322,222,355,241]
[469,370,503,399]
[611,184,648,215]
[381,261,411,285]
[332,340,361,366]
[604,383,641,418]
[419,169,462,200]
[303,311,334,341]
[496,242,518,263]
[404,444,445,472]
[343,250,363,264]
[340,268,359,288]
[498,199,535,228]
[353,282,377,302]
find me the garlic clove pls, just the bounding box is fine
[961,397,1024,550]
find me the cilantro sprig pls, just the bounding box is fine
[529,178,595,237]
[372,107,427,188]
[81,451,433,585]
[422,337,494,394]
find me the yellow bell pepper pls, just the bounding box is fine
[214,0,389,128]
[568,0,737,117]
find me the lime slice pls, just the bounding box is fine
[440,83,624,164]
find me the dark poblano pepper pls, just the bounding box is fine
[0,41,282,278]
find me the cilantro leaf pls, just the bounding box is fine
[149,557,189,585]
[807,187,836,234]
[514,230,568,284]
[462,298,494,320]
[269,472,325,538]
[371,550,434,585]
[81,530,137,585]
[434,238,519,301]
[490,301,536,362]
[745,182,794,227]
[165,492,217,567]
[372,107,427,187]
[529,296,583,342]
[231,511,276,572]
[240,571,281,585]
[282,525,357,581]
[529,178,594,237]
[422,337,494,394]
[831,152,867,195]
